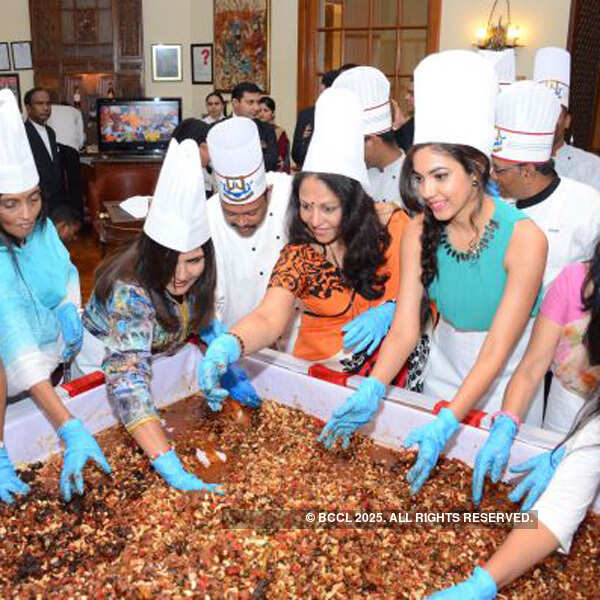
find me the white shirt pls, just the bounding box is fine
[202,115,224,125]
[554,143,600,193]
[367,154,405,207]
[533,415,600,553]
[207,171,292,328]
[30,119,53,158]
[47,104,85,151]
[518,177,600,286]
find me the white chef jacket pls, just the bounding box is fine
[207,171,292,328]
[517,177,600,286]
[533,415,600,553]
[554,143,600,193]
[367,154,405,207]
[47,104,85,151]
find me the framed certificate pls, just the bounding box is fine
[11,41,33,70]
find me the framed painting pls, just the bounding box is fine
[191,43,214,84]
[0,73,21,109]
[151,44,183,82]
[214,0,270,93]
[0,43,10,71]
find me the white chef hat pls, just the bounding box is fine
[493,80,561,164]
[477,49,516,88]
[413,50,498,156]
[0,89,39,194]
[206,117,267,205]
[302,87,371,194]
[143,138,211,252]
[534,47,570,109]
[332,66,392,135]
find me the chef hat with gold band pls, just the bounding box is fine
[493,80,561,164]
[143,138,211,252]
[413,50,498,156]
[0,89,39,194]
[534,47,570,109]
[332,66,392,135]
[302,87,371,194]
[477,49,516,88]
[207,117,267,205]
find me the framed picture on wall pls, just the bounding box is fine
[151,44,183,82]
[0,43,10,71]
[214,0,270,92]
[191,44,213,84]
[11,41,32,70]
[0,73,21,109]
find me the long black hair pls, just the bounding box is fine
[94,233,216,333]
[400,143,490,329]
[0,186,48,252]
[288,172,390,300]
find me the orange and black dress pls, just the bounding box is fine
[268,210,416,384]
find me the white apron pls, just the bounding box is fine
[543,378,587,435]
[423,317,544,426]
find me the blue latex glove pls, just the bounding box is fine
[57,419,111,502]
[56,302,83,361]
[508,446,566,511]
[486,179,501,200]
[152,449,224,494]
[318,377,386,450]
[0,447,30,504]
[199,319,228,345]
[472,415,517,505]
[402,408,459,495]
[198,334,241,411]
[220,363,261,409]
[426,566,497,600]
[342,302,396,355]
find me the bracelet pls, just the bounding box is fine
[148,445,173,461]
[491,410,520,430]
[229,332,246,358]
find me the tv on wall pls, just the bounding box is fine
[96,97,182,154]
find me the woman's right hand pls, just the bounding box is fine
[198,334,241,411]
[0,447,30,504]
[152,450,224,494]
[425,566,497,599]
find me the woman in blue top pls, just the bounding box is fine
[0,89,110,504]
[319,51,547,495]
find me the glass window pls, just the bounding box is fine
[372,0,397,27]
[371,29,397,73]
[344,30,368,64]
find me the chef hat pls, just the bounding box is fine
[143,138,211,252]
[302,87,371,194]
[413,50,498,156]
[207,117,267,205]
[477,49,516,88]
[493,80,561,164]
[534,47,570,109]
[332,66,392,135]
[0,89,39,194]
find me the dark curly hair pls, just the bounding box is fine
[288,172,390,300]
[400,143,491,329]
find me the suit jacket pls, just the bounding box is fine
[394,116,414,153]
[25,120,65,212]
[291,106,315,168]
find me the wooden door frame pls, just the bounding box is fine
[296,0,441,111]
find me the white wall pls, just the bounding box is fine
[0,0,34,107]
[439,0,571,78]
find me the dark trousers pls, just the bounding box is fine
[59,144,84,222]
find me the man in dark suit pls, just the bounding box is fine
[24,87,66,214]
[229,82,278,172]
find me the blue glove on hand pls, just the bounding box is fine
[472,415,517,505]
[508,446,566,511]
[219,363,261,409]
[342,302,396,355]
[426,566,497,600]
[198,334,242,411]
[56,302,83,361]
[402,408,459,495]
[318,377,386,450]
[152,449,224,494]
[0,447,30,504]
[57,419,111,502]
[199,319,228,345]
[486,179,501,200]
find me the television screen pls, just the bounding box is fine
[97,97,182,154]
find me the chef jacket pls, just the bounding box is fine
[554,143,600,193]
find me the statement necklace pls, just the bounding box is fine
[441,219,499,262]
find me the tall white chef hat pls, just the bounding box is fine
[332,66,392,135]
[207,117,267,205]
[534,47,570,109]
[302,87,371,194]
[0,89,39,194]
[413,50,498,156]
[493,80,561,164]
[477,48,516,88]
[143,138,211,252]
